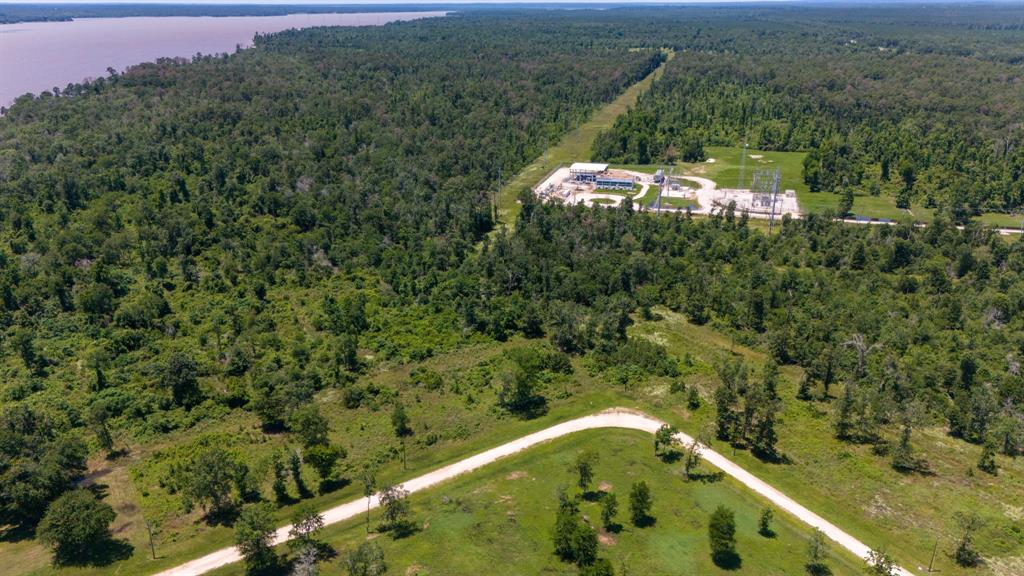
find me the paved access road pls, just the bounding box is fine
[154,408,915,576]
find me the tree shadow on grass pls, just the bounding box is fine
[688,471,725,484]
[712,551,742,571]
[806,563,833,576]
[752,450,792,465]
[55,538,134,567]
[0,523,35,543]
[85,482,111,500]
[379,521,420,540]
[632,515,656,528]
[604,522,623,534]
[514,397,549,420]
[319,478,351,495]
[105,448,130,461]
[203,504,241,527]
[657,450,682,464]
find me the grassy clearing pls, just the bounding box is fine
[630,309,1024,576]
[2,339,644,576]
[976,212,1024,229]
[660,196,699,210]
[208,430,866,576]
[678,146,934,221]
[8,309,1021,576]
[494,52,673,234]
[633,184,661,207]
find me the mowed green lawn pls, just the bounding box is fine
[679,146,939,221]
[209,430,865,576]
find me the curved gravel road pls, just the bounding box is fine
[153,407,914,576]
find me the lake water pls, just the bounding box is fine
[0,12,446,106]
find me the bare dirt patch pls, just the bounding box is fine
[505,470,528,480]
[988,556,1024,576]
[599,481,613,492]
[1003,503,1024,521]
[598,532,618,546]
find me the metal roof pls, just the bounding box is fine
[569,162,609,172]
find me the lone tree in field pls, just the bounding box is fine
[288,504,326,556]
[708,505,738,568]
[601,492,618,530]
[953,512,983,567]
[758,508,774,538]
[378,484,412,535]
[37,489,116,566]
[865,549,898,576]
[553,492,581,562]
[392,400,413,469]
[291,546,321,576]
[552,491,598,567]
[977,441,998,475]
[805,528,830,576]
[573,450,599,494]
[235,503,278,576]
[654,424,678,459]
[629,481,652,527]
[684,425,714,480]
[687,386,702,410]
[344,541,386,576]
[177,446,247,518]
[360,468,376,533]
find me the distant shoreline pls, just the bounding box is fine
[0,11,447,107]
[0,3,455,24]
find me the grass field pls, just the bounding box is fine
[0,339,644,576]
[630,309,1024,576]
[977,212,1024,229]
[208,430,866,576]
[494,52,673,234]
[8,305,1022,576]
[679,146,940,222]
[633,184,661,207]
[660,196,699,210]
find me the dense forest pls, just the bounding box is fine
[0,11,664,541]
[1,5,1023,573]
[592,6,1024,216]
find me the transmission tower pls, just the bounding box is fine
[737,142,749,189]
[751,168,782,233]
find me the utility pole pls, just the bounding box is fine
[927,537,939,572]
[737,142,749,190]
[144,519,157,560]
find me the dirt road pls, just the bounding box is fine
[153,408,914,576]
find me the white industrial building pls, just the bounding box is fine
[569,162,609,182]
